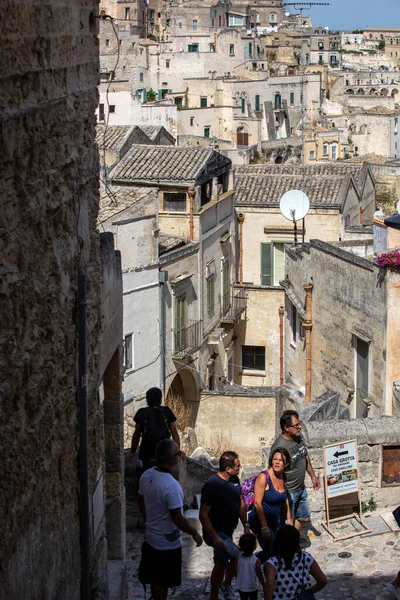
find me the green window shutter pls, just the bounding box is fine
[222,260,230,313]
[158,89,162,100]
[290,92,294,105]
[241,98,245,113]
[175,295,186,352]
[255,94,260,111]
[274,243,285,285]
[261,243,273,286]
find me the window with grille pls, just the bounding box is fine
[242,346,265,371]
[163,192,186,212]
[124,334,133,370]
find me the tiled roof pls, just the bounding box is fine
[98,185,155,222]
[159,233,186,256]
[234,164,363,207]
[96,125,132,150]
[363,106,395,115]
[140,125,163,141]
[109,145,213,184]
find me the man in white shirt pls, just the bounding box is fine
[138,439,203,600]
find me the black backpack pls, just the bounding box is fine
[144,406,171,445]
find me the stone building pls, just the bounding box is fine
[282,228,400,418]
[101,146,242,425]
[230,163,375,388]
[1,1,125,599]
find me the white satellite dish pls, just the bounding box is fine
[280,190,310,222]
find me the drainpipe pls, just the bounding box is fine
[237,212,245,284]
[279,306,284,385]
[188,186,195,241]
[303,283,313,405]
[159,271,168,403]
[78,273,90,600]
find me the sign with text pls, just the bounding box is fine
[323,440,359,498]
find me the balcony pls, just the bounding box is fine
[173,319,202,358]
[220,289,247,324]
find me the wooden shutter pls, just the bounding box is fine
[255,95,260,111]
[261,243,273,285]
[222,260,230,313]
[274,243,285,285]
[175,295,186,352]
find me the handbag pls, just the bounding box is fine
[294,553,316,600]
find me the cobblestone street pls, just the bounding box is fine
[126,506,400,600]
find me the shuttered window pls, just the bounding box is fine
[255,95,260,111]
[222,259,230,314]
[261,242,284,286]
[174,295,186,353]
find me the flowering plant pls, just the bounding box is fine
[376,249,400,270]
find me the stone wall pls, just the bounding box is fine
[284,241,387,416]
[301,419,400,520]
[196,390,278,466]
[1,2,124,598]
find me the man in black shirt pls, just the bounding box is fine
[125,387,181,473]
[200,451,250,600]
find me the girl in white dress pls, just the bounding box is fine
[236,533,267,600]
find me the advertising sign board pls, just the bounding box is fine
[324,440,359,498]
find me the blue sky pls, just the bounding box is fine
[291,0,400,31]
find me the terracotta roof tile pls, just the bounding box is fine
[96,125,132,150]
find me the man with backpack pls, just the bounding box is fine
[125,387,181,474]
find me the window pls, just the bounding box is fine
[109,105,115,113]
[190,116,194,126]
[229,44,235,56]
[318,41,324,50]
[237,127,248,146]
[188,44,199,52]
[332,144,337,159]
[125,6,130,19]
[323,143,328,156]
[139,72,143,82]
[204,127,210,138]
[210,43,215,52]
[318,54,324,64]
[261,63,265,70]
[192,19,198,31]
[354,335,370,418]
[149,9,155,23]
[163,192,186,212]
[290,92,295,105]
[395,118,398,134]
[255,94,260,111]
[174,295,187,353]
[99,103,105,121]
[206,262,216,312]
[242,345,265,371]
[274,93,281,109]
[119,39,123,46]
[309,149,315,160]
[249,42,253,57]
[289,302,303,344]
[270,13,277,24]
[200,96,208,107]
[105,39,110,47]
[124,334,133,370]
[260,242,284,286]
[330,54,337,64]
[222,259,230,314]
[241,98,246,113]
[166,60,170,68]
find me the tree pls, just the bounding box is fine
[146,88,156,102]
[378,40,386,51]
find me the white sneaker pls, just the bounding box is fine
[220,584,236,600]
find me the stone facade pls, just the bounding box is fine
[1,2,124,598]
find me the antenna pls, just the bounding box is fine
[280,190,310,245]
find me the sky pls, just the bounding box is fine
[292,0,400,31]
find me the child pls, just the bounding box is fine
[236,533,266,600]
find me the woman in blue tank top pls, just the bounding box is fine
[248,448,292,563]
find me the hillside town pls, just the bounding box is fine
[2,1,400,600]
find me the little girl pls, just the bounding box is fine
[236,533,266,600]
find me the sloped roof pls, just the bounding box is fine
[159,233,186,255]
[235,164,363,208]
[140,125,173,142]
[98,186,155,222]
[109,145,215,184]
[96,125,132,151]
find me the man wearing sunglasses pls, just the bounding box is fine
[270,410,320,532]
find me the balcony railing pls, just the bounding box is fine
[220,290,247,324]
[173,319,202,357]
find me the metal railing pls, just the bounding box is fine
[173,319,202,357]
[220,290,247,324]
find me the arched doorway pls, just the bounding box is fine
[275,155,283,164]
[166,368,200,426]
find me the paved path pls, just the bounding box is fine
[126,507,400,600]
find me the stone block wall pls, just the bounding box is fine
[302,419,400,521]
[0,2,125,599]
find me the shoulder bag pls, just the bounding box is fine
[294,553,316,600]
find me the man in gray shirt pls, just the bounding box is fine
[270,410,320,531]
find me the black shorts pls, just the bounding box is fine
[138,541,182,588]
